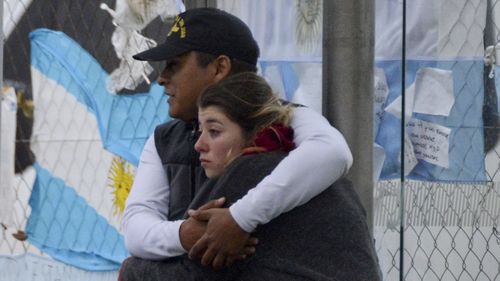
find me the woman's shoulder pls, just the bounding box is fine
[229,151,287,169]
[219,151,288,182]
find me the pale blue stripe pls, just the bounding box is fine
[260,61,306,102]
[27,163,129,271]
[30,28,170,166]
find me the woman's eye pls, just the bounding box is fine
[208,129,220,137]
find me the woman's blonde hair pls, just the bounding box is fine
[198,72,292,141]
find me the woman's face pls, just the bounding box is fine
[195,106,247,178]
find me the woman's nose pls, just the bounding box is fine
[194,133,206,152]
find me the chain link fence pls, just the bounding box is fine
[1,0,500,280]
[375,180,500,280]
[374,0,500,280]
[1,0,175,277]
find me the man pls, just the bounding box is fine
[121,7,352,270]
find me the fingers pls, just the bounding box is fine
[245,237,258,246]
[201,247,217,267]
[242,245,256,256]
[225,255,237,267]
[188,209,211,221]
[198,197,226,211]
[212,253,226,269]
[189,237,208,259]
[188,198,225,221]
[195,245,254,268]
[240,236,257,257]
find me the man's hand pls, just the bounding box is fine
[179,198,226,251]
[187,207,256,269]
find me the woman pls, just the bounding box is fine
[120,72,381,280]
[187,72,381,280]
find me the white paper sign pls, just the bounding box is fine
[407,119,451,168]
[403,132,419,175]
[374,67,389,135]
[413,67,454,116]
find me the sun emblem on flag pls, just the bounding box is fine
[108,157,134,216]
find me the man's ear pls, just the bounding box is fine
[212,55,232,82]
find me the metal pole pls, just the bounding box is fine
[0,0,5,179]
[322,0,375,229]
[0,0,3,90]
[184,0,216,9]
[399,1,407,279]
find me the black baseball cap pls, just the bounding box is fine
[133,8,260,65]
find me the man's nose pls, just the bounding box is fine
[158,67,170,86]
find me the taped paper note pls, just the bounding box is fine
[403,132,418,176]
[407,119,451,168]
[413,67,454,116]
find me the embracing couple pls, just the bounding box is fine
[120,7,381,281]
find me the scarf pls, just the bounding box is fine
[242,124,295,155]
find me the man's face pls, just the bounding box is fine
[158,52,216,121]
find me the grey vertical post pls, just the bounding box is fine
[0,0,3,89]
[0,0,4,168]
[184,0,216,9]
[322,1,375,229]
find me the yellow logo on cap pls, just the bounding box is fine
[168,15,186,38]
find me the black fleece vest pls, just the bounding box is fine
[154,120,208,220]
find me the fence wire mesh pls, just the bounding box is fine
[375,180,500,280]
[1,0,500,280]
[374,0,500,280]
[0,0,173,275]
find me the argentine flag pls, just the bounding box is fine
[27,28,170,271]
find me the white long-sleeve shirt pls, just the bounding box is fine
[122,106,353,260]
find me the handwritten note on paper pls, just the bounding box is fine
[407,119,451,168]
[403,132,419,175]
[374,68,389,134]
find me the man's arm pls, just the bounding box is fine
[230,106,352,230]
[122,135,187,259]
[189,106,353,265]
